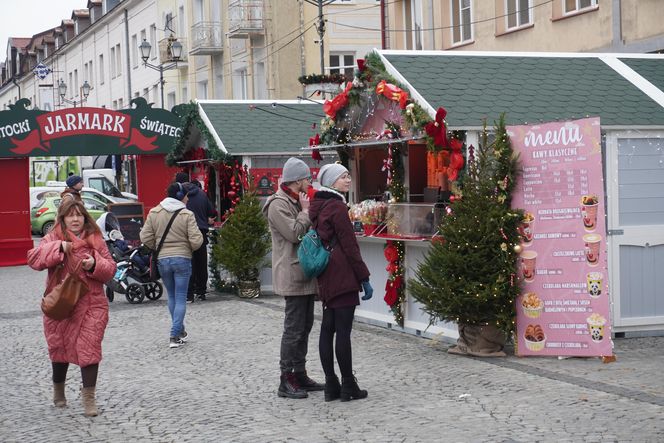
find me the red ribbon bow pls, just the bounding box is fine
[425,107,449,149]
[323,82,353,118]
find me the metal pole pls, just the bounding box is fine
[160,65,164,108]
[318,0,325,75]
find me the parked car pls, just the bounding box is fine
[29,186,133,209]
[31,195,108,236]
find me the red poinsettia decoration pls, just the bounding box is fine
[447,138,465,181]
[425,107,449,149]
[384,242,399,262]
[309,134,322,162]
[323,82,353,118]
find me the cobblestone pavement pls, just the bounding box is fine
[1,264,663,443]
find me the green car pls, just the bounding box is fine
[31,196,108,236]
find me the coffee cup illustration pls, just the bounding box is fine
[586,271,603,298]
[581,195,599,232]
[586,313,607,343]
[583,234,601,266]
[519,212,535,246]
[520,250,537,282]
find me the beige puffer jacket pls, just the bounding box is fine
[140,198,203,259]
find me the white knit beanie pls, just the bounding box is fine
[318,163,348,188]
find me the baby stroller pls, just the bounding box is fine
[97,212,163,304]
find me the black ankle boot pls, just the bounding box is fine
[294,371,325,391]
[324,375,341,402]
[278,372,308,399]
[340,376,368,402]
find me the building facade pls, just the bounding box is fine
[384,0,664,53]
[0,0,382,111]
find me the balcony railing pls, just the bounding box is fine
[190,22,223,55]
[228,0,265,39]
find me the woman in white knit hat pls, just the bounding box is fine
[308,162,373,402]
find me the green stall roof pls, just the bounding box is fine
[198,100,324,155]
[378,51,664,128]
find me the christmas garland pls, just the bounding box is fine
[167,101,232,166]
[298,73,347,85]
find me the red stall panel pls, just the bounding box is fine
[136,154,180,218]
[0,158,33,266]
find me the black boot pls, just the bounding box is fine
[277,372,308,399]
[340,376,368,402]
[324,375,341,402]
[294,371,325,391]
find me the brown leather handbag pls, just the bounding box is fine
[41,258,89,321]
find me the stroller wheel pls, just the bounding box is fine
[105,285,114,302]
[125,283,145,304]
[144,281,163,300]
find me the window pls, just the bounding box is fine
[193,0,203,23]
[143,87,149,100]
[565,0,597,14]
[74,70,78,96]
[68,73,73,98]
[118,98,123,109]
[403,0,424,50]
[83,197,107,212]
[99,54,104,84]
[89,60,94,86]
[149,24,157,60]
[451,0,472,44]
[179,5,186,32]
[115,44,122,77]
[182,86,188,102]
[329,53,355,79]
[167,92,176,110]
[234,69,248,99]
[110,46,116,78]
[131,34,138,68]
[197,80,208,99]
[506,0,531,29]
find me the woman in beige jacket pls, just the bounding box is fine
[141,182,203,348]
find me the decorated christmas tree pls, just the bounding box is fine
[212,192,270,297]
[409,115,524,356]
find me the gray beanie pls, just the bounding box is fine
[318,163,348,188]
[282,157,311,183]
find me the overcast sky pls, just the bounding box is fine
[1,0,86,51]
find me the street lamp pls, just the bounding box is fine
[58,79,91,107]
[140,36,183,108]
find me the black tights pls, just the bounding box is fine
[319,305,355,378]
[52,362,99,388]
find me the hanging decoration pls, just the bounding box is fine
[384,240,405,327]
[309,134,322,163]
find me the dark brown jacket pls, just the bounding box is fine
[309,190,370,304]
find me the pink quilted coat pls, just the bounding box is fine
[27,230,116,367]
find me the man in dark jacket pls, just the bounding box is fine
[262,157,324,399]
[175,172,217,302]
[61,175,83,202]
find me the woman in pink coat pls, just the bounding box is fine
[27,198,116,417]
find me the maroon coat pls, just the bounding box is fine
[309,190,370,305]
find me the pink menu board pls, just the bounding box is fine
[509,117,612,357]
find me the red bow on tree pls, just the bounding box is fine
[323,82,353,118]
[309,134,322,162]
[384,242,399,262]
[447,138,465,181]
[425,107,449,149]
[375,80,409,109]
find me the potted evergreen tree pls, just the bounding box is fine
[212,192,271,298]
[409,115,524,357]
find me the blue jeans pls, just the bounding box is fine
[158,256,192,338]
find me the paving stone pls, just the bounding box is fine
[1,264,663,442]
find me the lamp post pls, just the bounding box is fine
[139,36,183,108]
[58,79,91,107]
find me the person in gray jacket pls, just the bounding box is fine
[262,157,324,399]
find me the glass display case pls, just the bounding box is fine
[379,203,445,239]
